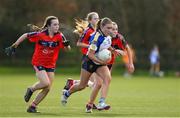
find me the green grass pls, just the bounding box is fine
[0,69,180,117]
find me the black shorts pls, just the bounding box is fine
[82,56,103,73]
[81,54,86,61]
[33,65,55,72]
[107,64,112,70]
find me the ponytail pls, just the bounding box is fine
[96,19,102,31]
[27,16,58,31]
[73,18,88,36]
[27,24,42,31]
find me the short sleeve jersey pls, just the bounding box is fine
[108,33,128,64]
[80,24,95,55]
[27,30,65,68]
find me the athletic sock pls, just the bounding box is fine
[87,81,94,88]
[65,90,70,97]
[99,97,105,103]
[31,102,37,108]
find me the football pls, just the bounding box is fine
[96,49,111,62]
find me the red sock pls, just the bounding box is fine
[31,102,37,107]
[88,102,93,105]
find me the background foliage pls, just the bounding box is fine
[0,0,179,70]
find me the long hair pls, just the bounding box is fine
[27,16,58,31]
[73,18,88,36]
[73,12,98,36]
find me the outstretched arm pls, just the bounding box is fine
[12,33,28,48]
[108,46,126,56]
[5,33,28,56]
[125,45,135,73]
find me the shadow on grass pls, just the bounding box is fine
[32,110,138,117]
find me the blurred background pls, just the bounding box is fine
[0,1,179,117]
[0,0,180,73]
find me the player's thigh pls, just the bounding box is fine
[47,72,54,86]
[89,73,96,82]
[96,66,111,82]
[79,68,92,86]
[36,70,50,85]
[92,73,103,85]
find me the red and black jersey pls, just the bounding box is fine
[108,33,128,64]
[27,29,65,68]
[79,24,95,55]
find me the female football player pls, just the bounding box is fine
[85,22,134,112]
[61,17,123,109]
[6,16,71,113]
[63,12,102,109]
[64,12,100,88]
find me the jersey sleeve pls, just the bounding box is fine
[118,34,128,48]
[80,28,91,42]
[27,32,39,42]
[89,32,100,51]
[118,34,128,49]
[59,33,66,48]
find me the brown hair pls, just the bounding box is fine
[27,16,58,31]
[96,17,112,31]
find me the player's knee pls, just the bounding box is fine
[43,81,50,88]
[95,81,102,88]
[104,76,111,85]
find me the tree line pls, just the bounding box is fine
[0,0,179,70]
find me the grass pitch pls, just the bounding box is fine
[0,69,179,117]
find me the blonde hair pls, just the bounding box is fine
[73,12,99,36]
[73,18,88,35]
[27,16,58,31]
[86,12,98,21]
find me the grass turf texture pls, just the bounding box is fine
[0,69,179,117]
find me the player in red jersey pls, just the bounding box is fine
[63,12,103,109]
[63,12,100,99]
[76,12,101,90]
[111,22,134,74]
[6,16,71,113]
[76,12,99,55]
